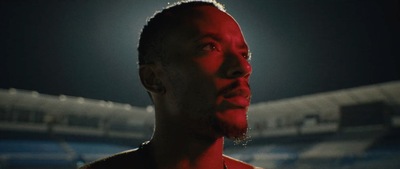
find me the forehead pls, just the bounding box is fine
[168,6,245,44]
[183,6,234,25]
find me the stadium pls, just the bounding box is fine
[1,81,399,169]
[2,0,399,168]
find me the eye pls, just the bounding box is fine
[201,43,219,52]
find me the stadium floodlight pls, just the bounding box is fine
[59,95,67,101]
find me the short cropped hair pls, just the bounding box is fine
[137,0,225,65]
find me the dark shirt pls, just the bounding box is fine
[80,142,156,169]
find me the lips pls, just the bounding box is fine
[223,87,250,99]
[222,86,251,108]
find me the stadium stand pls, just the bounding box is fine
[0,81,399,169]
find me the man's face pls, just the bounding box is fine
[159,6,252,140]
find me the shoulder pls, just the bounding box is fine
[79,148,153,169]
[223,155,264,169]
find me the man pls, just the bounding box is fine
[80,1,260,169]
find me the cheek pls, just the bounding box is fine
[168,58,224,109]
[194,57,223,75]
[174,72,218,109]
[185,58,223,95]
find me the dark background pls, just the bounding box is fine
[1,0,399,107]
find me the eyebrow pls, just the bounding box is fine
[194,33,249,50]
[194,33,223,42]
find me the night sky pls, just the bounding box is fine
[1,0,399,107]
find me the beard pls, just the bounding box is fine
[162,65,250,143]
[212,109,249,142]
[172,92,250,142]
[173,98,250,143]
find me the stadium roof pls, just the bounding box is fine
[249,81,400,122]
[0,88,151,124]
[1,81,399,125]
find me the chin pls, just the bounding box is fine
[214,109,249,140]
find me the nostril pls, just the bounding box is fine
[229,70,244,78]
[226,62,251,78]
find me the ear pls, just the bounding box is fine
[139,65,165,94]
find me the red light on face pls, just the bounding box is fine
[159,6,251,140]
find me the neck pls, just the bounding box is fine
[150,122,225,169]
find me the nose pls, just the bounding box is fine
[225,53,252,79]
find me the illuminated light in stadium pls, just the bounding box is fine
[124,104,132,110]
[106,101,113,108]
[59,95,67,101]
[31,91,39,97]
[146,105,154,113]
[77,97,85,104]
[98,100,106,107]
[8,88,17,94]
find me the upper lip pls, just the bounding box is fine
[223,86,251,100]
